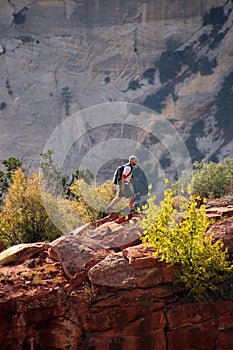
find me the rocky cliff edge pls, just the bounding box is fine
[0,200,233,349]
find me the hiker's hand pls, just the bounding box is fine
[121,183,125,191]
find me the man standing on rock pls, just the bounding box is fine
[105,155,138,214]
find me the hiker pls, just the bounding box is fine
[105,155,138,213]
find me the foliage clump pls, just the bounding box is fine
[40,150,65,196]
[199,33,209,45]
[0,168,60,247]
[155,40,182,83]
[61,86,72,116]
[172,158,233,199]
[127,79,143,91]
[141,186,232,301]
[203,6,227,28]
[209,29,228,50]
[197,56,217,76]
[0,154,110,247]
[104,76,111,84]
[155,40,199,83]
[0,102,7,110]
[192,159,233,198]
[40,150,116,222]
[142,68,156,84]
[0,157,22,206]
[69,178,117,221]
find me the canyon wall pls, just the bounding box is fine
[0,0,232,179]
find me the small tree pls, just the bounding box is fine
[0,157,22,206]
[40,150,96,199]
[73,168,94,185]
[141,186,232,300]
[40,150,66,196]
[0,168,60,247]
[61,86,72,115]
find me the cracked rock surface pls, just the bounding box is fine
[0,206,232,349]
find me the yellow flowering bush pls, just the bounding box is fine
[69,179,117,221]
[0,168,61,246]
[141,186,232,300]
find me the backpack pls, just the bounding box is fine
[112,163,132,185]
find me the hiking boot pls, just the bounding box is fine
[129,209,136,214]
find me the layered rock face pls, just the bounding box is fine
[0,204,233,350]
[67,0,225,26]
[0,0,226,28]
[0,0,232,176]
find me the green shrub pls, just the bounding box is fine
[61,86,72,115]
[203,7,227,28]
[104,76,111,84]
[155,49,182,83]
[73,168,94,185]
[13,9,27,25]
[192,159,233,198]
[209,30,227,50]
[140,187,232,301]
[190,119,205,136]
[143,84,176,113]
[128,79,142,91]
[142,68,156,84]
[183,46,198,73]
[172,158,233,198]
[69,179,118,221]
[155,42,198,83]
[199,33,209,44]
[0,102,7,110]
[40,150,65,196]
[0,157,22,206]
[0,169,61,247]
[197,56,217,76]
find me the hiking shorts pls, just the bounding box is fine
[118,183,134,198]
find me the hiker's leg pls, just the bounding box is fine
[109,196,122,208]
[129,196,134,211]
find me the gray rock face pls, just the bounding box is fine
[0,0,232,178]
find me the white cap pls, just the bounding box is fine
[129,155,137,163]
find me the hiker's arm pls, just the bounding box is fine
[121,174,126,190]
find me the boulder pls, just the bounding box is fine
[0,243,48,266]
[207,216,233,257]
[49,234,111,279]
[88,249,175,289]
[49,214,142,278]
[86,219,142,250]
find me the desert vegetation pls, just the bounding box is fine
[141,184,232,301]
[0,154,232,301]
